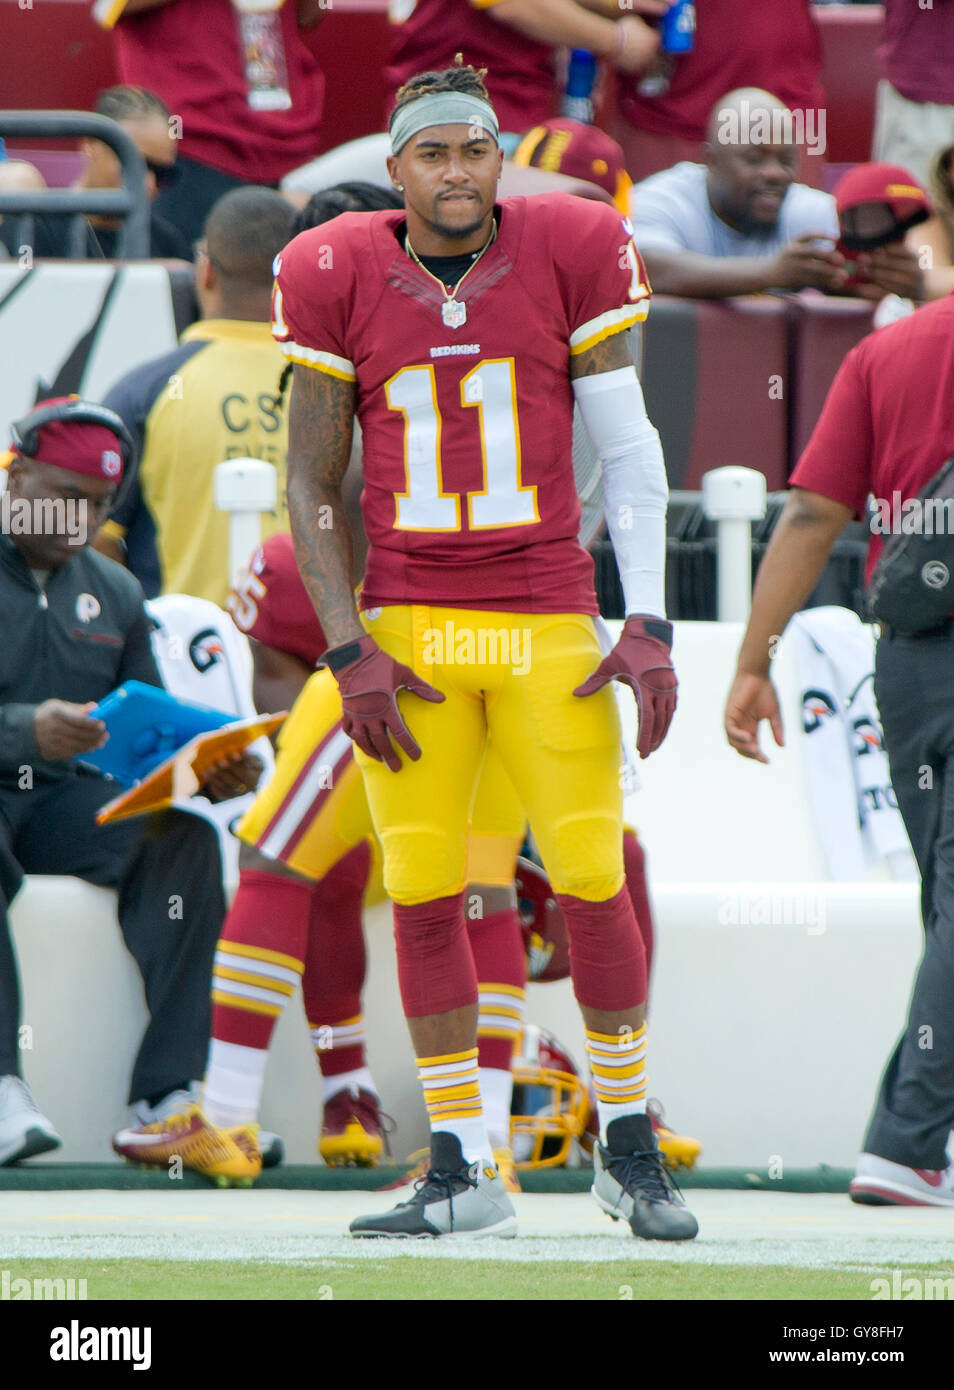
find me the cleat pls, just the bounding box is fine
[592,1113,699,1241]
[320,1087,388,1168]
[378,1147,430,1192]
[493,1146,522,1194]
[648,1098,702,1172]
[350,1132,517,1239]
[112,1104,262,1184]
[0,1076,62,1166]
[850,1153,954,1207]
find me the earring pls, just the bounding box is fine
[396,184,404,191]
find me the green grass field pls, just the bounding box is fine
[5,1258,950,1301]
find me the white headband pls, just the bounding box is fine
[389,92,500,156]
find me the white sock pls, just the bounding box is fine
[433,1114,496,1171]
[322,1067,378,1102]
[203,1039,268,1128]
[479,1066,513,1151]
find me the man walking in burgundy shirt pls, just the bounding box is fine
[724,294,954,1208]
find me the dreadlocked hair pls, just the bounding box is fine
[391,54,490,118]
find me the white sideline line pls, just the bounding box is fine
[1,1191,953,1268]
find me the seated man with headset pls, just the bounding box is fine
[0,396,260,1165]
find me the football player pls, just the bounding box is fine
[276,60,697,1240]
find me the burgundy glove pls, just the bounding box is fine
[321,635,444,772]
[573,615,677,759]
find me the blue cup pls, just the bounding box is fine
[661,0,695,54]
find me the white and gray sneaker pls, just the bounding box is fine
[0,1075,62,1166]
[592,1113,699,1241]
[850,1152,954,1207]
[350,1132,517,1238]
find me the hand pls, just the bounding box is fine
[612,14,662,72]
[769,234,846,292]
[323,635,445,773]
[33,700,107,761]
[853,243,925,302]
[200,750,264,802]
[574,615,677,758]
[724,672,784,763]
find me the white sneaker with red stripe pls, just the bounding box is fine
[849,1152,954,1207]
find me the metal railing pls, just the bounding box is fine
[0,112,150,259]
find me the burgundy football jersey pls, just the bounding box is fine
[385,0,556,136]
[272,193,650,615]
[227,532,326,667]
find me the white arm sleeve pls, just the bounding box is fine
[572,365,668,619]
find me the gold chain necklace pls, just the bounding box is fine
[404,219,497,329]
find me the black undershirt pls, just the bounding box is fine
[397,212,499,292]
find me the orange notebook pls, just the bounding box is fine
[95,712,287,825]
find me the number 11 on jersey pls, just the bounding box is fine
[385,358,539,532]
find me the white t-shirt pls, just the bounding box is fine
[630,162,839,260]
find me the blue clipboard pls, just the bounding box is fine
[77,680,234,786]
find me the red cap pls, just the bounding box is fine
[834,162,931,223]
[11,397,125,481]
[512,118,632,213]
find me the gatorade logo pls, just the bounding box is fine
[189,627,224,674]
[75,593,101,624]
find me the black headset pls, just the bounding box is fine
[10,398,136,475]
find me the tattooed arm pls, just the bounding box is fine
[285,363,364,648]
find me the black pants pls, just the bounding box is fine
[153,155,278,250]
[865,630,954,1167]
[0,772,225,1105]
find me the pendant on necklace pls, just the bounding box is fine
[442,298,467,329]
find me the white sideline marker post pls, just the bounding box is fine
[701,466,767,623]
[214,457,278,589]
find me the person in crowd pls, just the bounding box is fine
[511,116,632,212]
[630,88,842,299]
[614,0,826,186]
[832,162,933,306]
[92,0,326,246]
[77,86,190,260]
[905,144,954,302]
[872,0,954,187]
[385,0,669,142]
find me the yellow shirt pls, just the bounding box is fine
[103,319,289,607]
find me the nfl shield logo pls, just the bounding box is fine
[441,298,467,330]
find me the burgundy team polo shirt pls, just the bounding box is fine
[879,0,954,107]
[112,0,324,183]
[790,295,954,586]
[619,0,824,143]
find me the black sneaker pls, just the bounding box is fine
[350,1132,517,1238]
[592,1113,699,1241]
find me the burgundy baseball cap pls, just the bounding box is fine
[834,162,932,248]
[10,397,126,481]
[512,118,632,213]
